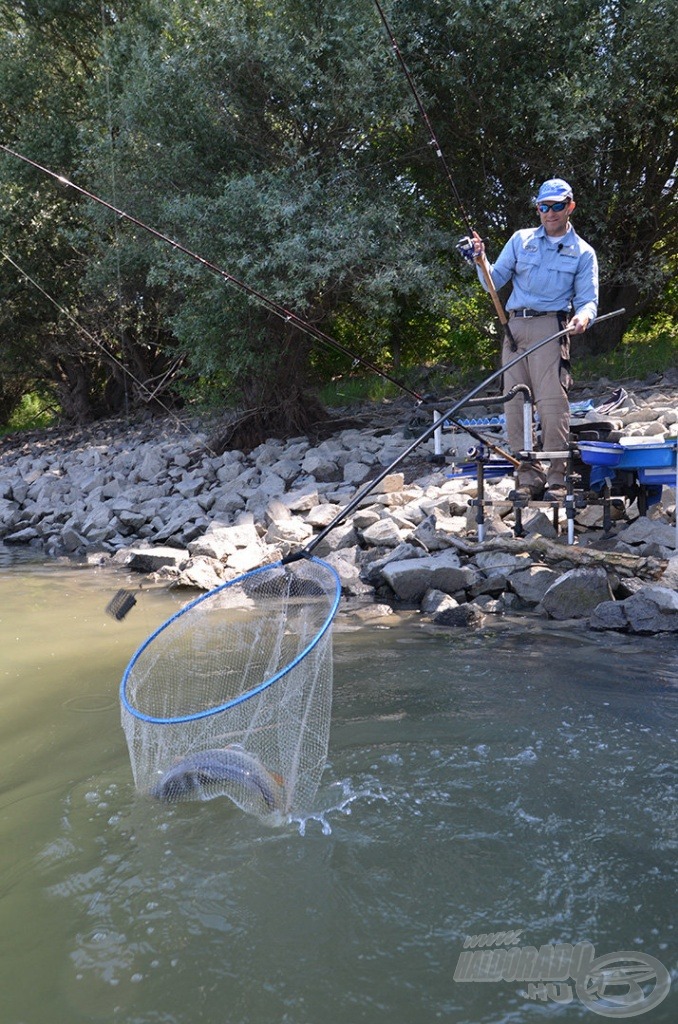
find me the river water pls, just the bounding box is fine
[0,550,676,1024]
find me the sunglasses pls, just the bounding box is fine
[537,200,570,213]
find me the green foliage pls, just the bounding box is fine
[0,0,676,432]
[318,374,403,407]
[573,313,678,382]
[394,0,678,323]
[2,391,58,433]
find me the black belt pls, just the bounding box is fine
[510,309,562,318]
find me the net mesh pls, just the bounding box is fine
[120,556,341,818]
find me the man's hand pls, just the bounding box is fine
[565,313,589,334]
[472,229,485,257]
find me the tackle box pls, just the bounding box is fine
[578,438,678,488]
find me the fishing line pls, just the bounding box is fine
[100,0,129,416]
[373,0,517,346]
[0,144,424,404]
[0,247,212,453]
[1,143,520,464]
[373,0,475,238]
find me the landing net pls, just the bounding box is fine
[119,556,341,819]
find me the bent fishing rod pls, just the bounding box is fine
[290,308,625,560]
[0,142,519,467]
[0,142,422,402]
[372,0,517,347]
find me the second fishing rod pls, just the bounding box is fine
[290,307,625,560]
[0,143,520,468]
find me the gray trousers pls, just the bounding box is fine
[503,314,571,489]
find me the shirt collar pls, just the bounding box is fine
[536,223,575,243]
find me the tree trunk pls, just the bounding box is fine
[209,318,328,453]
[53,357,94,424]
[575,282,652,357]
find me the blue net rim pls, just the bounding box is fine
[119,556,341,725]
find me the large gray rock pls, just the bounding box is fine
[615,516,676,551]
[359,543,426,587]
[411,509,468,550]
[321,549,372,596]
[508,565,561,605]
[188,520,257,560]
[431,602,486,628]
[421,588,459,615]
[360,518,406,548]
[541,567,614,620]
[589,600,628,631]
[265,518,314,545]
[343,461,373,486]
[310,520,357,556]
[474,551,532,573]
[301,453,342,482]
[126,546,189,572]
[521,508,558,539]
[591,586,678,633]
[624,586,678,633]
[381,549,480,603]
[659,555,678,590]
[174,556,232,590]
[0,498,20,531]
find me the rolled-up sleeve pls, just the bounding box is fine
[476,234,518,292]
[572,246,598,324]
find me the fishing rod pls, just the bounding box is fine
[372,0,517,347]
[0,142,520,466]
[0,143,423,402]
[292,308,625,559]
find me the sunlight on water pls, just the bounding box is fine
[0,559,676,1024]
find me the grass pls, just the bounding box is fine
[317,374,407,407]
[573,314,678,382]
[320,315,678,408]
[1,393,58,435]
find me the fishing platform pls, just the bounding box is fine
[413,390,678,546]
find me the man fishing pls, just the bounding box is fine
[472,178,599,500]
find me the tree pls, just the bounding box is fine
[0,0,676,434]
[75,0,460,443]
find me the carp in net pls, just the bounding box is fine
[119,556,341,819]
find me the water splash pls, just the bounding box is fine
[289,777,389,836]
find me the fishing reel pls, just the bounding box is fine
[467,445,491,462]
[455,236,478,265]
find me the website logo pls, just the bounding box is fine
[454,930,671,1018]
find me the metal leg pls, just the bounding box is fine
[565,448,576,544]
[602,484,612,534]
[476,460,486,542]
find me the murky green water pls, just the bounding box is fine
[0,551,676,1023]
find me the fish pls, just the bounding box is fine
[150,745,285,811]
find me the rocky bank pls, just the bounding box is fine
[1,372,678,634]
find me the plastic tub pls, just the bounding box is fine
[637,466,678,485]
[577,441,624,467]
[617,440,677,469]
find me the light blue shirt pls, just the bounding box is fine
[478,224,599,322]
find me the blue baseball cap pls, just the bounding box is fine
[535,178,573,202]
